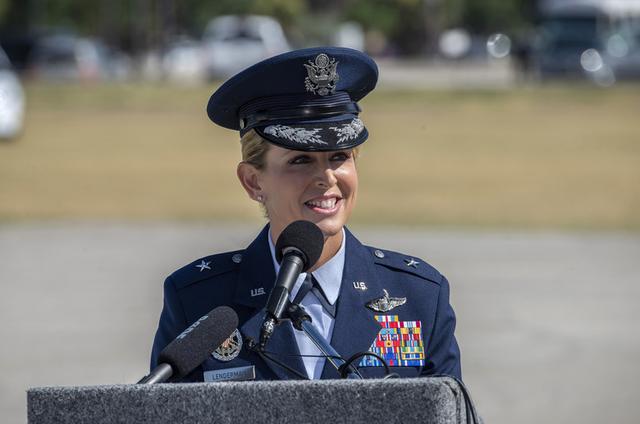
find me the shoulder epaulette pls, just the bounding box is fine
[365,246,442,285]
[170,250,244,290]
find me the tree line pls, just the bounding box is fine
[0,0,536,54]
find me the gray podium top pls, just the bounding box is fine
[28,377,472,424]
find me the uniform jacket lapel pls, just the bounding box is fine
[234,225,306,380]
[320,228,385,379]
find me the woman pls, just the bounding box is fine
[151,47,461,382]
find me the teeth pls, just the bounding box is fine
[307,198,337,209]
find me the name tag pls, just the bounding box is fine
[204,365,256,382]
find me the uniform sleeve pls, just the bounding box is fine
[422,275,462,380]
[150,275,188,371]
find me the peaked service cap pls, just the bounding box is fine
[207,46,378,151]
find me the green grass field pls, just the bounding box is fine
[1,82,638,229]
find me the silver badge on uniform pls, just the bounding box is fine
[366,289,407,313]
[212,329,242,362]
[304,53,339,96]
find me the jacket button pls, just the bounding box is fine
[232,253,243,264]
[374,249,385,258]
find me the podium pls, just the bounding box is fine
[28,377,475,424]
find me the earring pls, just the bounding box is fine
[256,195,263,202]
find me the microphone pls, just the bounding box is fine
[260,220,324,349]
[138,306,239,384]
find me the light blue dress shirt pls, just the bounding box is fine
[268,228,346,379]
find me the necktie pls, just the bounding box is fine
[292,273,336,318]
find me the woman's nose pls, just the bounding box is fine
[315,167,338,189]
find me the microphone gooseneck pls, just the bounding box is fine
[260,220,324,349]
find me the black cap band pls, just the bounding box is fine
[240,102,361,133]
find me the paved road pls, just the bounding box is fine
[1,223,639,423]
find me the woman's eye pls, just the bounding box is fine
[331,152,350,161]
[289,155,311,164]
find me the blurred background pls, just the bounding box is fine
[1,0,639,423]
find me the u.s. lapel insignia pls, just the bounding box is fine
[196,260,211,272]
[304,53,339,96]
[366,289,406,312]
[212,329,242,362]
[250,287,266,297]
[353,281,368,291]
[404,258,419,268]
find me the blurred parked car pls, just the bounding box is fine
[162,37,206,83]
[202,15,290,79]
[333,22,365,51]
[28,33,130,82]
[0,46,25,140]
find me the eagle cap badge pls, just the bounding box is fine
[366,289,407,313]
[304,53,339,96]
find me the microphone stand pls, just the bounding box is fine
[137,364,173,384]
[287,304,361,379]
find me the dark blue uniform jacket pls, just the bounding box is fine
[151,226,462,381]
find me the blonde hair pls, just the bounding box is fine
[240,129,270,169]
[240,129,361,168]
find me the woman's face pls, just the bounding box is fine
[257,145,358,240]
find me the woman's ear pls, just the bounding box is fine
[237,162,263,202]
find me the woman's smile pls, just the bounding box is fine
[304,194,343,215]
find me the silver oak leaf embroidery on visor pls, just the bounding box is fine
[264,125,328,145]
[329,118,364,144]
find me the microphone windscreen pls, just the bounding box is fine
[275,220,324,271]
[158,306,239,380]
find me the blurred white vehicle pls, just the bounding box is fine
[162,37,206,83]
[0,47,25,140]
[334,22,365,51]
[203,15,290,79]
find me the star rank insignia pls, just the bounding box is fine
[196,260,211,272]
[366,289,407,313]
[404,258,419,268]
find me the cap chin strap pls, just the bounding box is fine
[240,102,361,132]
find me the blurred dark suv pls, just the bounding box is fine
[532,10,604,78]
[531,6,640,82]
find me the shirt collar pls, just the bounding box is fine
[268,227,345,306]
